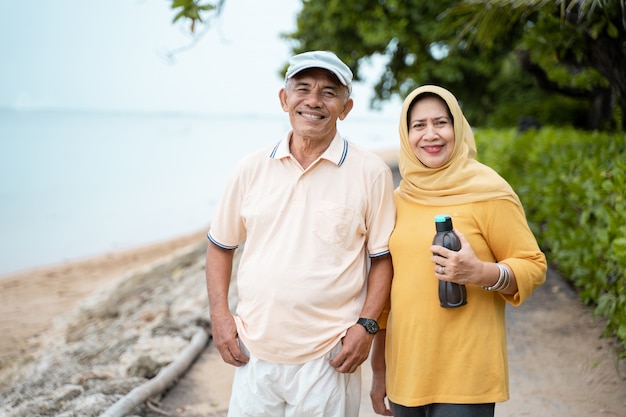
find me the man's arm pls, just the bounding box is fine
[329,254,393,373]
[359,254,393,320]
[205,242,248,366]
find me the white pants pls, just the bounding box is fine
[227,342,362,417]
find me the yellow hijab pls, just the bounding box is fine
[397,85,521,207]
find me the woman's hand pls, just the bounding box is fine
[370,371,393,415]
[430,230,519,293]
[430,229,485,286]
[370,331,393,416]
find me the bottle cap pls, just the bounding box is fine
[435,214,451,223]
[435,214,453,231]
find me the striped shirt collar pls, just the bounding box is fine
[270,131,349,167]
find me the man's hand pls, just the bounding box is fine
[211,311,249,367]
[329,324,373,373]
[205,243,248,367]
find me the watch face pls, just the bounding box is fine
[359,318,379,334]
[366,320,379,334]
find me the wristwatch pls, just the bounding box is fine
[357,318,379,334]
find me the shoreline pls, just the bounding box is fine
[0,229,208,358]
[0,227,209,281]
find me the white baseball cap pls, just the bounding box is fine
[285,51,353,92]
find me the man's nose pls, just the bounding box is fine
[304,91,324,107]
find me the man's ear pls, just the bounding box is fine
[279,88,289,112]
[339,98,354,121]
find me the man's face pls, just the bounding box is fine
[279,68,353,143]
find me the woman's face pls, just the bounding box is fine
[407,96,455,168]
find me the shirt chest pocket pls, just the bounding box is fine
[313,201,356,245]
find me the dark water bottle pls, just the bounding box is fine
[433,214,467,308]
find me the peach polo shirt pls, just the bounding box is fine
[208,131,395,364]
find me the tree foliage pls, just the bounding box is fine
[169,0,224,33]
[167,0,625,129]
[479,126,626,352]
[282,0,625,130]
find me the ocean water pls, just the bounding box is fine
[0,109,397,275]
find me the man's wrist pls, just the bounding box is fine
[357,318,379,334]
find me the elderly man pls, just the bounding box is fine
[205,50,395,417]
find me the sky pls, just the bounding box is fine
[0,0,401,118]
[0,0,403,274]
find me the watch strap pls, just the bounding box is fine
[357,317,379,334]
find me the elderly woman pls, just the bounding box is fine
[370,85,547,417]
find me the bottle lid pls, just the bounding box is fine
[435,214,451,223]
[435,214,453,231]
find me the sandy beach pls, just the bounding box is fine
[0,229,208,359]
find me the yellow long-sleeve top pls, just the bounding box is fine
[384,194,547,407]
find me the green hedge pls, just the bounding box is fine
[476,127,626,352]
